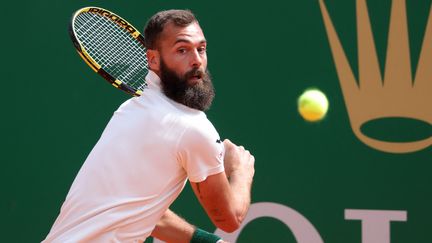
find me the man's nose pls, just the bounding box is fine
[190,49,202,68]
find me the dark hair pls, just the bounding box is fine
[144,9,198,49]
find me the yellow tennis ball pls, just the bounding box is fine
[298,89,329,122]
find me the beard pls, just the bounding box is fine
[159,59,215,111]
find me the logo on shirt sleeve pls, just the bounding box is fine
[218,151,224,160]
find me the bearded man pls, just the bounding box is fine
[43,9,255,243]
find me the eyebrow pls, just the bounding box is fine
[174,38,207,45]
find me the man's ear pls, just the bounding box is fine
[146,49,160,73]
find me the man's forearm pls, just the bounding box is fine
[151,209,195,243]
[151,209,224,243]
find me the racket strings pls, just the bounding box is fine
[74,12,148,91]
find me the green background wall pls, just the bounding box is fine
[3,0,431,242]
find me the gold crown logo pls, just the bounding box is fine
[319,0,432,153]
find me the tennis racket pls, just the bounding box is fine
[69,6,148,96]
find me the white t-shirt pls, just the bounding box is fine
[43,71,225,242]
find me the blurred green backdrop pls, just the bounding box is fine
[3,0,431,242]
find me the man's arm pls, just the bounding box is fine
[151,209,225,243]
[190,139,255,233]
[151,209,194,243]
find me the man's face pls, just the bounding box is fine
[157,21,208,84]
[152,22,214,111]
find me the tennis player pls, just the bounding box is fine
[42,9,254,243]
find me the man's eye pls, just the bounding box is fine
[198,47,206,53]
[177,48,187,54]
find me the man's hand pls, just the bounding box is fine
[223,139,255,180]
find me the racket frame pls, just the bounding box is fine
[69,6,147,96]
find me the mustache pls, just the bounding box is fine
[185,68,205,79]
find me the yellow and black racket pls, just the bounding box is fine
[69,6,148,96]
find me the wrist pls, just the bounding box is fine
[190,228,222,243]
[229,170,253,184]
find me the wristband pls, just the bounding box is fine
[190,228,222,243]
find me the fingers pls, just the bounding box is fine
[223,139,244,150]
[223,139,254,161]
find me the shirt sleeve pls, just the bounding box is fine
[177,121,225,183]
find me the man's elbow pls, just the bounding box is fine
[216,222,240,233]
[215,215,245,233]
